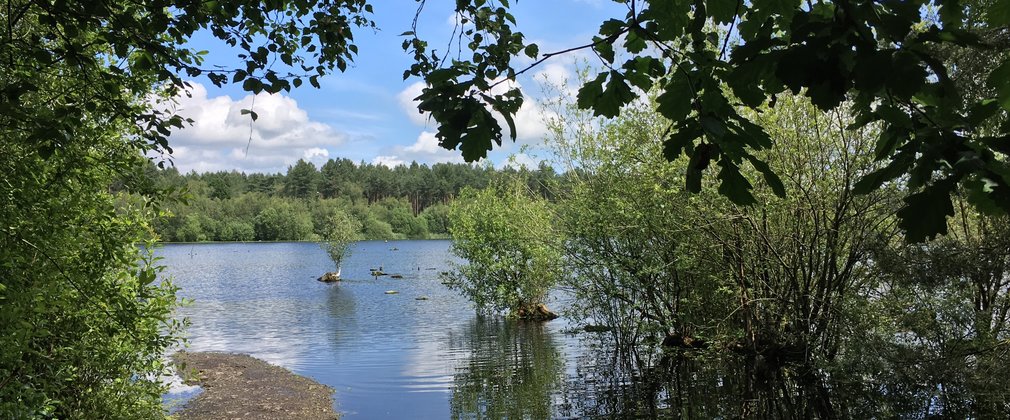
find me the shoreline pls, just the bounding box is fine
[171,351,338,419]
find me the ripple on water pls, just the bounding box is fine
[158,241,635,418]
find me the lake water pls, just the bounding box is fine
[158,241,1010,419]
[158,240,604,418]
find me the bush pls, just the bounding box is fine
[444,179,563,318]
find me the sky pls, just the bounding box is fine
[164,0,627,174]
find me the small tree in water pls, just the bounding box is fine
[321,210,361,275]
[444,177,563,320]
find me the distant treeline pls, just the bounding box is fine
[143,158,561,242]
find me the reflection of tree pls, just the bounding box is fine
[448,317,564,419]
[561,343,1010,419]
[325,285,357,347]
[552,343,844,419]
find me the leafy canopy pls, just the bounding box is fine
[406,0,1010,242]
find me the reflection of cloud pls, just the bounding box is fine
[177,299,314,370]
[400,331,455,393]
[159,82,346,173]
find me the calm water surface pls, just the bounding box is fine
[157,241,1010,419]
[159,240,591,418]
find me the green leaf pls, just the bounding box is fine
[663,121,702,161]
[964,177,1008,216]
[700,115,727,140]
[594,38,615,63]
[593,71,634,118]
[887,50,927,100]
[873,127,902,161]
[745,154,785,197]
[897,181,955,242]
[523,44,539,59]
[980,135,1010,155]
[988,58,1010,111]
[987,0,1010,26]
[576,72,608,111]
[708,0,740,24]
[938,0,963,28]
[240,108,258,121]
[717,160,756,206]
[853,149,915,194]
[656,72,694,122]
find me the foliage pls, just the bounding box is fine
[545,67,1010,413]
[321,210,362,269]
[420,204,451,236]
[148,159,559,242]
[408,0,1010,242]
[1,0,379,414]
[0,29,181,415]
[253,202,315,241]
[551,101,732,347]
[548,67,903,357]
[445,179,563,318]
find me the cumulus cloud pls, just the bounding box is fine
[397,81,430,127]
[157,82,346,173]
[371,155,405,168]
[371,131,465,168]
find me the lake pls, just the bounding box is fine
[158,240,609,418]
[158,240,1010,419]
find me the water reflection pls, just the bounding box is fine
[448,317,564,419]
[554,344,1010,419]
[159,242,1010,418]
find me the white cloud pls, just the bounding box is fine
[157,82,346,173]
[535,63,573,87]
[372,131,466,167]
[404,131,443,154]
[397,81,430,126]
[372,155,405,168]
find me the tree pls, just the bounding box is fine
[253,202,314,241]
[321,210,361,270]
[284,159,321,199]
[2,0,380,412]
[444,179,563,320]
[406,0,1010,242]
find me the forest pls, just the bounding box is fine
[144,159,560,242]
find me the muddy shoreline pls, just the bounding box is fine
[172,351,338,419]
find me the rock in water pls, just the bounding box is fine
[415,296,429,300]
[317,272,340,282]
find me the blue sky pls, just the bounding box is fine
[165,0,626,174]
